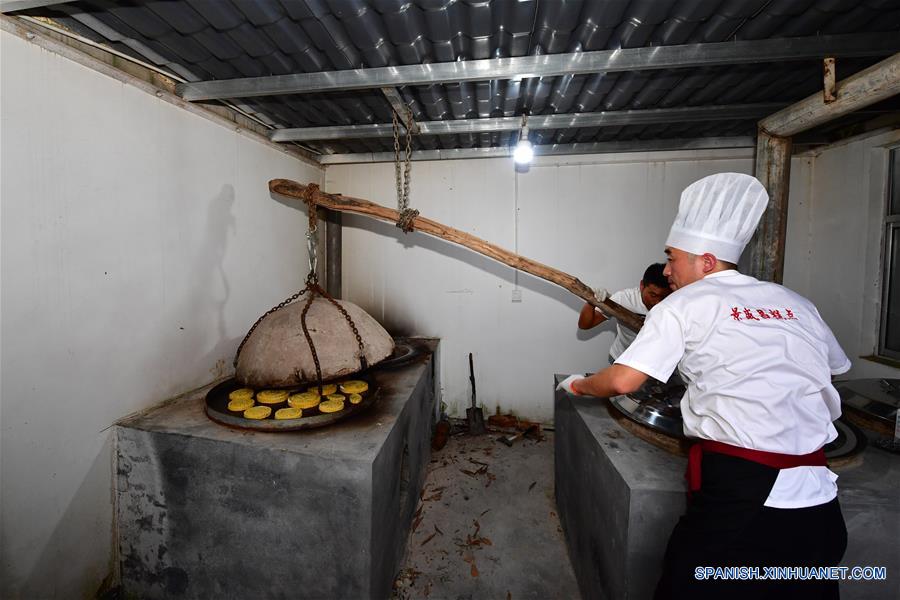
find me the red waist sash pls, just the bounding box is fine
[687,439,827,493]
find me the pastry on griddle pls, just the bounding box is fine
[348,393,363,405]
[326,393,346,403]
[288,391,321,410]
[257,390,289,405]
[229,388,255,402]
[308,383,337,396]
[244,406,272,420]
[275,407,302,420]
[339,380,368,394]
[227,397,255,412]
[319,398,345,413]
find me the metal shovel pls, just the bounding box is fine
[466,352,486,434]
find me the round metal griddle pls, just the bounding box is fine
[836,378,900,437]
[609,382,867,463]
[377,339,423,369]
[609,381,687,439]
[825,418,867,465]
[205,374,379,432]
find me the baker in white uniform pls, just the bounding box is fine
[577,262,671,364]
[558,173,851,600]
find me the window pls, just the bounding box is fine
[879,148,900,359]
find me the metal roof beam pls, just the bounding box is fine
[0,0,77,12]
[317,137,757,165]
[270,104,784,142]
[380,87,419,134]
[177,33,900,101]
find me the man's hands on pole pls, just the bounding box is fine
[579,286,612,329]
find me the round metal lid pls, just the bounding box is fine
[235,297,394,388]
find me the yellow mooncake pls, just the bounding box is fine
[257,390,289,405]
[288,391,321,410]
[339,380,369,394]
[227,397,254,412]
[228,388,254,402]
[244,406,272,420]
[274,407,303,420]
[348,393,363,405]
[308,383,337,396]
[319,398,345,413]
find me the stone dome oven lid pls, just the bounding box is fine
[235,297,394,388]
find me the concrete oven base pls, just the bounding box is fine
[554,379,685,600]
[554,376,900,600]
[115,338,438,600]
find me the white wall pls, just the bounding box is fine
[326,149,758,422]
[784,128,900,380]
[1,31,321,599]
[331,128,900,423]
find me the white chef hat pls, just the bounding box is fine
[664,173,769,263]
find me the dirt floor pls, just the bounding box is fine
[391,427,581,600]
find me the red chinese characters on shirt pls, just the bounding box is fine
[729,307,797,322]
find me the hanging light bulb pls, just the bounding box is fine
[513,115,533,165]
[513,132,533,164]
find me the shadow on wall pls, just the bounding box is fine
[169,183,242,383]
[197,184,239,379]
[18,437,114,599]
[125,183,244,390]
[342,214,583,335]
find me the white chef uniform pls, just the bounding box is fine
[613,172,849,600]
[607,286,647,361]
[615,270,851,508]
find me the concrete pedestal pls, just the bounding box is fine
[115,339,438,600]
[554,381,686,600]
[554,377,900,600]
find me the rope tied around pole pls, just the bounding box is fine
[299,182,320,205]
[396,208,419,232]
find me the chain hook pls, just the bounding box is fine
[306,225,318,282]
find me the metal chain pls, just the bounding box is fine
[300,288,324,395]
[402,107,413,209]
[392,110,403,208]
[317,284,368,371]
[393,106,418,233]
[235,281,368,385]
[233,183,368,380]
[233,287,309,368]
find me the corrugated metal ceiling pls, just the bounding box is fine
[13,0,900,159]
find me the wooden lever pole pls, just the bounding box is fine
[270,179,644,333]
